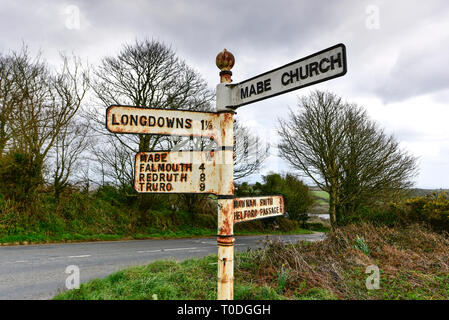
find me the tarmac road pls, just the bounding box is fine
[0,232,324,300]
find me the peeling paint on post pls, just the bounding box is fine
[105,44,346,301]
[216,49,235,300]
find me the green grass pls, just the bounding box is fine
[0,227,313,245]
[55,250,449,300]
[54,223,449,300]
[311,190,329,205]
[54,253,286,300]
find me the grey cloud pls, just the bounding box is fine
[1,0,449,188]
[376,40,449,103]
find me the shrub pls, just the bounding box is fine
[339,206,398,227]
[392,191,449,232]
[259,173,314,226]
[0,151,42,202]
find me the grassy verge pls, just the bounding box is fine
[55,223,449,300]
[0,227,314,245]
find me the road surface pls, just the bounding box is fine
[0,233,324,300]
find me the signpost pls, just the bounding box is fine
[233,195,285,224]
[105,44,346,300]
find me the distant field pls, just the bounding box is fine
[311,190,329,205]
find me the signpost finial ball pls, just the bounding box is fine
[216,49,234,71]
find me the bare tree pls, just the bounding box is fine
[0,47,88,194]
[51,117,90,200]
[89,39,214,188]
[90,134,134,187]
[0,54,17,155]
[233,120,269,180]
[278,91,417,229]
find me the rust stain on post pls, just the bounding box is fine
[216,48,235,300]
[216,49,234,84]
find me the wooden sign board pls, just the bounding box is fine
[134,150,219,194]
[106,105,220,140]
[233,195,285,223]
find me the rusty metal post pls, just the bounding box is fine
[215,49,235,300]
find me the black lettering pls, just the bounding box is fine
[148,116,156,126]
[241,87,249,99]
[175,118,183,128]
[319,58,330,73]
[264,79,271,91]
[112,114,119,125]
[256,81,264,94]
[185,118,192,129]
[330,53,342,69]
[309,62,319,76]
[281,72,290,85]
[130,115,138,126]
[121,115,129,125]
[299,65,308,80]
[157,117,165,127]
[289,68,299,82]
[139,115,147,126]
[166,117,175,128]
[249,84,256,96]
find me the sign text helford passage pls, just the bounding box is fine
[233,195,284,223]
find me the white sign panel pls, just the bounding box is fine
[233,195,285,223]
[228,44,347,108]
[106,105,220,140]
[134,151,219,194]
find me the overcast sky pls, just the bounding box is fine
[1,0,448,188]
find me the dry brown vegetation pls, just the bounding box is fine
[236,223,449,299]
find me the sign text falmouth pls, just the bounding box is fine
[134,151,218,194]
